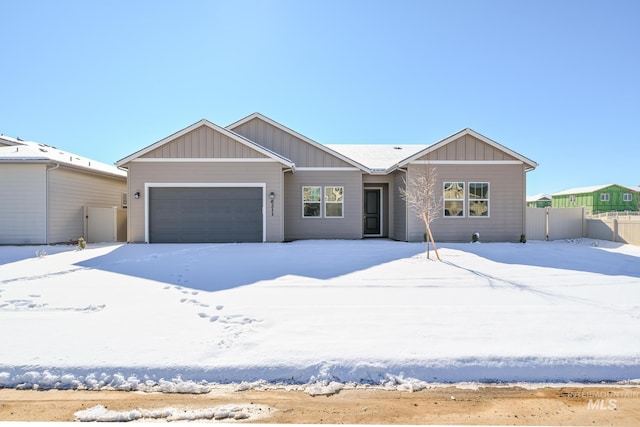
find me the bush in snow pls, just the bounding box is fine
[35,249,47,258]
[471,232,480,243]
[520,234,527,243]
[77,237,86,250]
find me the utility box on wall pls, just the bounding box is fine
[85,206,127,243]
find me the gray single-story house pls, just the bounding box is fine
[0,135,127,244]
[116,113,537,243]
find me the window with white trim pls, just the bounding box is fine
[468,182,489,217]
[569,195,576,203]
[600,193,610,202]
[443,182,465,217]
[623,193,633,202]
[302,186,321,217]
[324,186,344,218]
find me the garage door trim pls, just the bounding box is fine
[144,182,266,243]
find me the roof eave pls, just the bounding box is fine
[116,119,295,168]
[396,128,538,170]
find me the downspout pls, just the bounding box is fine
[397,166,409,241]
[45,162,60,244]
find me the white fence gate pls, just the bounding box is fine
[85,206,127,243]
[526,207,584,241]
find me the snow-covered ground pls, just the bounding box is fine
[1,239,639,391]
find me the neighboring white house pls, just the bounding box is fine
[0,135,127,244]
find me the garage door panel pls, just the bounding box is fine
[149,187,263,243]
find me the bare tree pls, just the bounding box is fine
[400,166,442,260]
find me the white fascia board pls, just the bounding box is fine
[295,167,362,172]
[132,158,279,163]
[410,160,524,165]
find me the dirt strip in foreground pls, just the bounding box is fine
[1,385,639,425]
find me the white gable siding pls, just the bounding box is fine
[47,167,127,244]
[0,164,47,244]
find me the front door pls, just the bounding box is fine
[363,189,381,236]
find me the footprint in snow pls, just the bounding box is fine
[191,291,198,295]
[197,312,208,318]
[216,305,224,310]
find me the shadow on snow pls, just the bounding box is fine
[442,240,640,279]
[75,240,426,292]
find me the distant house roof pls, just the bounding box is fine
[552,184,638,196]
[0,136,126,179]
[526,193,552,202]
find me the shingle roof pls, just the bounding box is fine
[0,138,126,178]
[325,144,429,171]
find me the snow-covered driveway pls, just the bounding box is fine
[1,239,639,390]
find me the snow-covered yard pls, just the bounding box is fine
[1,239,639,391]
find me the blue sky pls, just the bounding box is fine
[2,0,638,195]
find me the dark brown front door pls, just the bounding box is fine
[363,189,381,235]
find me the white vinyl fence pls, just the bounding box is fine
[526,207,584,241]
[586,217,640,246]
[526,207,640,245]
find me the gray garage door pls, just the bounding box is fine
[149,187,263,243]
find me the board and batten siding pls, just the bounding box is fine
[406,163,526,242]
[392,171,408,241]
[47,167,127,244]
[231,118,352,168]
[429,134,519,161]
[142,125,268,159]
[127,161,284,243]
[284,170,363,240]
[0,164,47,244]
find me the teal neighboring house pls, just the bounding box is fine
[552,184,638,214]
[526,193,552,208]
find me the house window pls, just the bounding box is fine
[324,186,344,218]
[569,195,576,203]
[469,182,489,217]
[443,182,465,217]
[623,193,633,202]
[600,193,610,202]
[303,186,321,217]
